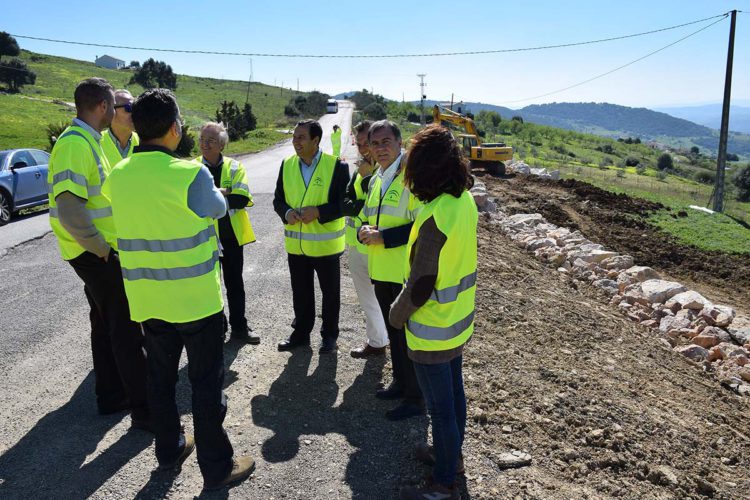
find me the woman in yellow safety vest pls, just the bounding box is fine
[389,125,477,500]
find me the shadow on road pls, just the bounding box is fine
[251,351,429,499]
[0,372,152,499]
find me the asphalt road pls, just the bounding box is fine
[0,101,430,499]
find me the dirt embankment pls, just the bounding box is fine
[483,175,750,320]
[458,175,749,499]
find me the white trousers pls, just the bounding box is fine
[347,247,389,348]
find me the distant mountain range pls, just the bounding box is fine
[653,104,750,134]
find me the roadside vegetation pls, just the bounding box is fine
[341,90,750,255]
[0,47,305,155]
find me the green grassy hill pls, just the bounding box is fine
[0,50,305,154]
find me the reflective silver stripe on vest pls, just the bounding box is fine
[284,229,345,241]
[59,130,105,183]
[232,182,249,192]
[52,170,88,188]
[377,204,410,219]
[362,205,378,218]
[346,217,358,228]
[118,226,216,252]
[48,206,111,219]
[122,250,219,281]
[48,180,101,197]
[407,310,475,341]
[430,271,477,304]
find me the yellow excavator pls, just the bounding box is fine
[432,105,512,176]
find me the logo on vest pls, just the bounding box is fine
[313,176,324,187]
[385,189,400,203]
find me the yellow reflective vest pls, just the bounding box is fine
[104,151,223,323]
[363,164,421,284]
[405,190,478,352]
[331,128,342,157]
[101,129,139,174]
[47,124,116,260]
[282,152,345,257]
[195,156,256,246]
[345,173,367,254]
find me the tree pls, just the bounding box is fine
[0,58,36,92]
[215,100,256,141]
[175,124,195,157]
[657,153,673,171]
[129,58,177,90]
[690,146,700,156]
[129,60,140,69]
[363,102,386,121]
[733,165,750,202]
[0,32,20,62]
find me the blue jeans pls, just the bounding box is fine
[413,355,466,486]
[143,311,234,484]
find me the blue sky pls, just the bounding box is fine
[2,0,748,108]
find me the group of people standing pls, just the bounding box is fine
[46,77,477,499]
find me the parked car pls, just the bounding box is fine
[0,148,51,225]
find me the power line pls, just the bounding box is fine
[497,14,728,105]
[8,13,730,59]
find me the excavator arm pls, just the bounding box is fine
[432,105,480,141]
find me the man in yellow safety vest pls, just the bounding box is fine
[331,124,342,157]
[47,77,149,429]
[272,119,350,353]
[359,120,424,421]
[196,121,259,345]
[100,89,139,172]
[103,89,254,491]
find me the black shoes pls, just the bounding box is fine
[97,394,130,415]
[375,382,404,401]
[386,401,426,421]
[231,329,261,345]
[277,337,311,351]
[319,337,338,354]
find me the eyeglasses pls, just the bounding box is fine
[114,102,133,112]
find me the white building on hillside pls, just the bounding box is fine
[95,55,125,70]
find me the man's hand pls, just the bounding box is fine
[219,188,231,197]
[299,206,320,224]
[286,209,302,224]
[358,225,384,245]
[357,158,376,177]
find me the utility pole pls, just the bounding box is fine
[418,74,427,126]
[297,78,299,92]
[245,57,253,104]
[450,93,454,111]
[713,9,737,213]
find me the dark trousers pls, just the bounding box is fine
[288,253,340,341]
[373,280,422,402]
[69,251,148,419]
[414,356,466,486]
[220,244,248,333]
[143,311,234,484]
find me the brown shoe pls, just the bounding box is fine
[350,343,387,358]
[203,456,255,491]
[399,478,459,500]
[414,442,465,475]
[157,434,195,471]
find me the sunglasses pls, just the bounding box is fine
[114,102,133,112]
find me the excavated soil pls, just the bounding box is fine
[457,175,750,499]
[483,174,750,321]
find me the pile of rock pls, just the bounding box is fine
[505,160,560,181]
[471,181,750,395]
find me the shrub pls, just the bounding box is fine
[616,169,625,178]
[46,122,69,151]
[215,100,257,141]
[175,124,195,157]
[363,102,386,120]
[656,170,668,181]
[657,153,674,171]
[693,170,715,185]
[636,165,647,175]
[624,156,640,167]
[733,165,750,202]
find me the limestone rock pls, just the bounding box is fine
[665,291,711,311]
[728,328,750,345]
[639,280,688,304]
[675,345,709,362]
[600,255,635,271]
[692,333,721,349]
[623,266,661,282]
